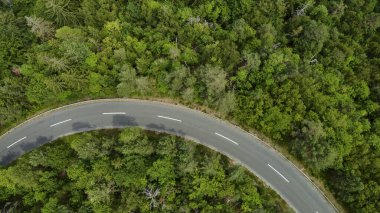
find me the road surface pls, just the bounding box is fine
[0,99,336,213]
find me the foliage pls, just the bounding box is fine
[0,0,380,211]
[0,129,292,212]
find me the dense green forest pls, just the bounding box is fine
[0,0,379,211]
[0,129,292,212]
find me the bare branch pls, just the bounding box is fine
[295,1,312,16]
[25,16,54,41]
[144,187,161,209]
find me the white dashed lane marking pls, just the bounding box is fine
[102,112,126,115]
[7,136,27,149]
[268,164,290,183]
[50,119,72,127]
[215,132,239,145]
[157,115,182,122]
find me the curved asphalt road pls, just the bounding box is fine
[0,100,336,213]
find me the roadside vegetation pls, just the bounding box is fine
[0,129,292,212]
[0,0,379,211]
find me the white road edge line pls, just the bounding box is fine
[268,164,290,183]
[215,132,239,145]
[157,115,182,122]
[7,136,27,149]
[102,112,126,115]
[50,119,72,127]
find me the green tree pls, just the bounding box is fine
[147,157,175,186]
[260,107,292,140]
[41,198,70,213]
[117,64,137,97]
[39,0,78,26]
[218,92,236,116]
[80,0,119,27]
[199,64,227,104]
[118,128,154,156]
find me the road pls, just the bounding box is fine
[0,99,336,213]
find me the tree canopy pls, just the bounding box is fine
[0,0,379,211]
[0,129,292,212]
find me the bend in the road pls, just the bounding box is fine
[0,99,337,213]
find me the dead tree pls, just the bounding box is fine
[145,187,160,209]
[296,1,312,16]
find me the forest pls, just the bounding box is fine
[0,0,379,212]
[0,129,292,212]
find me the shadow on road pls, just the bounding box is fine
[1,116,186,166]
[145,123,186,137]
[112,115,138,127]
[72,121,94,131]
[0,149,20,166]
[0,136,53,166]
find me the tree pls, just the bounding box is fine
[25,74,57,104]
[144,187,161,209]
[165,65,193,96]
[59,40,90,63]
[41,198,70,213]
[88,72,105,95]
[1,201,19,213]
[182,87,195,103]
[292,19,329,57]
[70,134,105,160]
[156,135,177,157]
[117,64,137,97]
[292,120,340,171]
[86,183,115,206]
[80,0,119,27]
[136,77,152,96]
[218,92,236,116]
[59,71,88,91]
[1,1,380,211]
[0,76,28,127]
[55,26,86,41]
[148,157,175,186]
[0,12,32,72]
[36,54,69,73]
[200,64,227,104]
[25,16,54,41]
[117,65,153,97]
[43,0,77,26]
[0,129,292,212]
[295,1,313,16]
[260,107,292,140]
[118,128,154,156]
